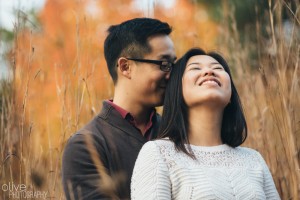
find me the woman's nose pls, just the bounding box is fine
[203,67,215,76]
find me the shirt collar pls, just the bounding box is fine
[106,100,156,135]
[106,100,129,119]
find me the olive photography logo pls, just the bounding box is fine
[1,182,48,199]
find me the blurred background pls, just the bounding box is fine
[0,0,299,199]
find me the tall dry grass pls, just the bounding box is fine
[219,1,300,199]
[0,0,299,199]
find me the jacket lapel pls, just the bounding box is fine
[98,101,147,143]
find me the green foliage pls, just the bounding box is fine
[195,0,298,37]
[0,29,14,42]
[194,0,223,21]
[195,0,268,32]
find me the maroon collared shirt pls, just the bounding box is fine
[106,100,155,140]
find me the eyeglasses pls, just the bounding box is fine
[126,58,174,72]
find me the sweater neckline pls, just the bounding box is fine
[187,143,232,152]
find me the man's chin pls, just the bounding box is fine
[146,100,163,108]
[153,99,164,107]
[155,103,164,107]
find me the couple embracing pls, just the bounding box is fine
[62,18,280,200]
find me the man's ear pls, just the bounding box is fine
[117,57,131,79]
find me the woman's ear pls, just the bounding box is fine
[117,57,131,79]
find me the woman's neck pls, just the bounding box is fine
[188,106,223,146]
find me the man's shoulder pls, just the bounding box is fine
[66,115,109,145]
[63,109,108,147]
[69,101,120,138]
[62,116,108,166]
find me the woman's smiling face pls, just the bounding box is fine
[182,55,232,109]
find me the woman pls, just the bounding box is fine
[131,48,280,199]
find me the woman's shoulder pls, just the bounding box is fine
[141,138,177,156]
[236,146,260,154]
[235,146,265,161]
[145,138,174,147]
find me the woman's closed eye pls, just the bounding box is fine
[190,67,202,70]
[214,67,224,70]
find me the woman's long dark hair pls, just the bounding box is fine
[158,48,247,158]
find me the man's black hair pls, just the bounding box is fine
[104,18,172,84]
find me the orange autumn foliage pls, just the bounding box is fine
[13,0,218,155]
[7,1,299,198]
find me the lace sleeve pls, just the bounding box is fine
[131,141,171,200]
[256,151,281,199]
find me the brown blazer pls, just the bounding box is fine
[62,101,160,199]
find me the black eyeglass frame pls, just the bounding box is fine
[126,58,174,72]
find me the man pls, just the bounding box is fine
[62,18,176,199]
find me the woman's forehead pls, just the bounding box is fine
[187,55,219,65]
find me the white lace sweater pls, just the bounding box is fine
[131,139,280,200]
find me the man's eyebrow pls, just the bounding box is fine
[159,55,177,61]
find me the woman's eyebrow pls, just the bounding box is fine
[187,62,200,67]
[187,62,221,67]
[210,62,220,65]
